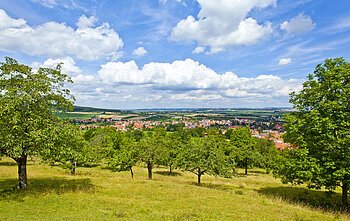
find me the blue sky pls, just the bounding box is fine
[0,0,349,109]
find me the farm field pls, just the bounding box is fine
[0,158,348,221]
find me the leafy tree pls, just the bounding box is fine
[129,129,144,142]
[160,130,190,174]
[254,138,278,172]
[230,127,260,175]
[108,136,138,178]
[41,123,92,175]
[177,136,229,184]
[137,129,166,180]
[87,127,123,163]
[275,58,350,210]
[0,57,73,189]
[188,127,206,137]
[224,128,234,139]
[222,141,239,175]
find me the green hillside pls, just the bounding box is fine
[0,158,348,221]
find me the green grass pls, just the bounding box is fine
[0,158,349,221]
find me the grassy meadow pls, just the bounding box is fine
[0,158,349,221]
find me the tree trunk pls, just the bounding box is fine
[147,161,153,180]
[130,167,134,178]
[169,164,172,175]
[197,168,201,185]
[245,158,248,175]
[70,160,76,175]
[342,183,349,211]
[17,153,28,189]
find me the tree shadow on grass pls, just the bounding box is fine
[249,169,269,175]
[257,186,345,212]
[154,171,182,177]
[0,177,95,202]
[195,182,234,192]
[0,161,17,166]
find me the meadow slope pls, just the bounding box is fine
[0,158,348,221]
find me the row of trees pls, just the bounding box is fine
[50,126,277,184]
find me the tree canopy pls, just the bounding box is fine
[0,57,74,188]
[275,58,350,209]
[177,134,230,184]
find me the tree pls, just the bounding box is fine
[137,129,166,180]
[0,57,74,189]
[86,127,123,163]
[230,127,260,175]
[108,135,139,178]
[177,135,229,184]
[41,123,92,175]
[275,58,350,210]
[254,138,278,173]
[160,130,190,174]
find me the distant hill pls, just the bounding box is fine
[73,106,121,113]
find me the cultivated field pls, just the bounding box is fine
[0,158,348,221]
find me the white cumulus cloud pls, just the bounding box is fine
[0,10,123,61]
[32,57,82,76]
[192,46,206,54]
[97,58,303,98]
[280,14,315,36]
[46,58,304,108]
[170,0,276,52]
[278,58,292,65]
[76,15,98,29]
[132,47,148,57]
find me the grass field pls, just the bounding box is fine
[0,158,349,221]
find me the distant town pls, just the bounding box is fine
[59,106,293,150]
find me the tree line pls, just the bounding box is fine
[42,125,278,184]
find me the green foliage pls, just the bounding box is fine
[229,127,261,174]
[275,58,350,209]
[41,123,93,174]
[0,57,74,188]
[137,129,166,165]
[0,57,74,159]
[254,138,279,171]
[85,127,123,162]
[177,134,230,183]
[108,135,138,177]
[159,130,190,173]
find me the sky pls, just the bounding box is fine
[0,0,349,109]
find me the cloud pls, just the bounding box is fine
[97,58,303,98]
[0,9,27,30]
[192,46,205,54]
[170,0,276,52]
[0,10,123,61]
[132,47,148,57]
[278,58,292,65]
[46,58,303,108]
[32,57,82,76]
[76,15,98,28]
[171,93,223,101]
[280,14,315,36]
